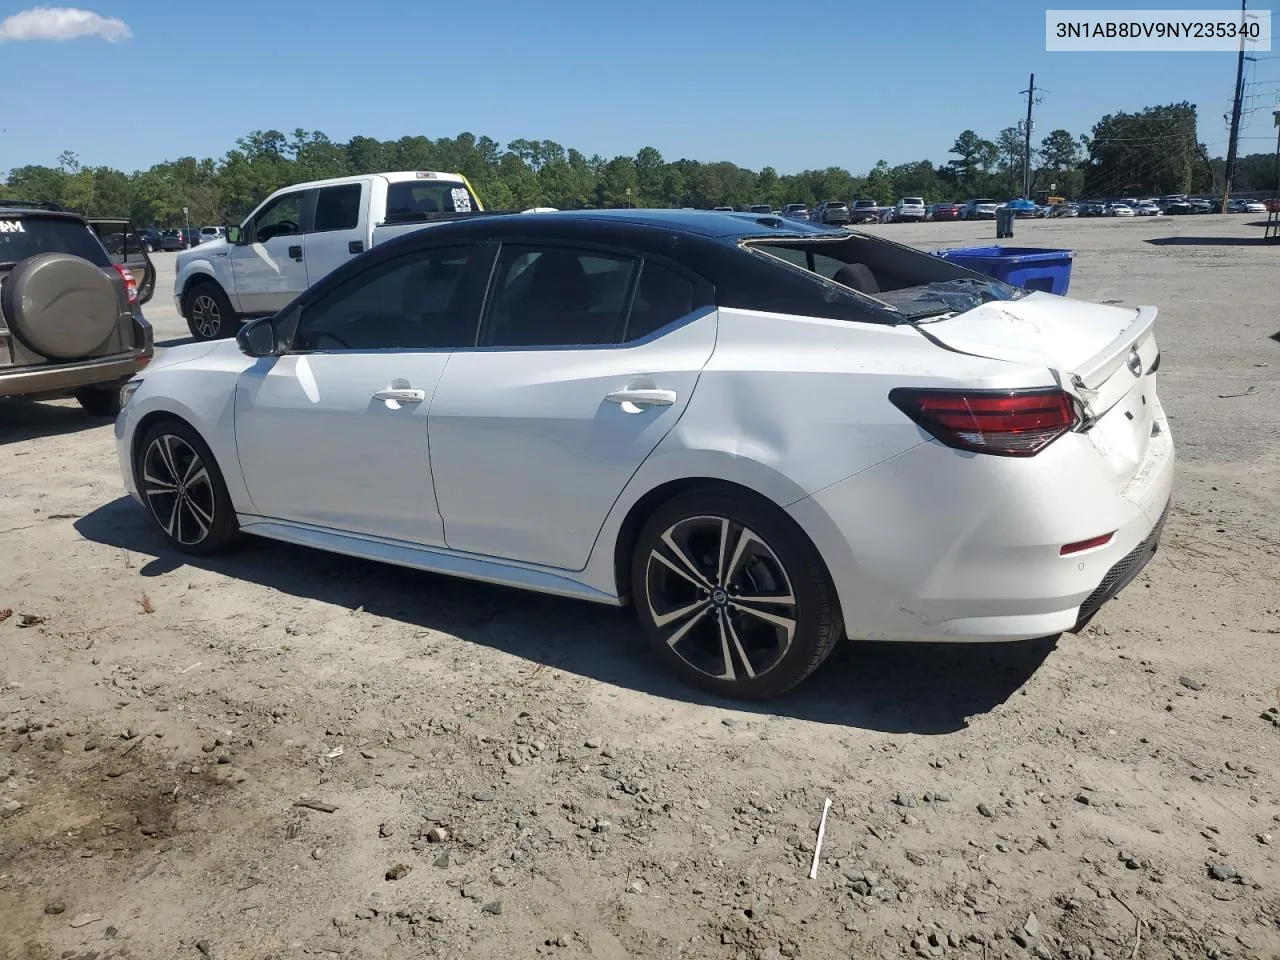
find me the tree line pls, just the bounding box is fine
[0,102,1232,228]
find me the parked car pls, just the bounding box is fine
[959,199,999,220]
[1227,198,1266,214]
[848,199,881,224]
[1048,203,1079,218]
[158,229,188,252]
[1109,203,1135,218]
[199,225,226,244]
[175,170,487,340]
[713,206,735,212]
[0,201,153,416]
[1188,197,1214,213]
[928,202,961,222]
[781,204,810,220]
[1003,198,1038,218]
[115,208,1173,700]
[1134,201,1161,216]
[136,228,164,251]
[886,197,927,223]
[746,204,773,215]
[88,217,157,307]
[1160,197,1193,215]
[810,201,851,226]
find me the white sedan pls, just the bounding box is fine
[115,210,1174,700]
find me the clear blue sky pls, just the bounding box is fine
[1,0,1277,177]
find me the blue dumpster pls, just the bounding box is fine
[933,245,1074,296]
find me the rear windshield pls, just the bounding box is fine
[903,198,924,205]
[827,202,848,209]
[0,216,110,268]
[385,179,478,220]
[972,199,996,205]
[747,236,1026,322]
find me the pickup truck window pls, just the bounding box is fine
[293,246,478,352]
[314,184,362,233]
[385,181,476,220]
[480,245,638,348]
[253,192,307,243]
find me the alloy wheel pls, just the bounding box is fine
[643,515,797,682]
[141,434,217,546]
[191,294,221,338]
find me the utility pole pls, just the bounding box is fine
[1020,73,1036,199]
[1222,0,1248,213]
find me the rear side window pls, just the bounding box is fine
[626,261,700,340]
[0,217,109,267]
[314,183,362,233]
[481,244,638,348]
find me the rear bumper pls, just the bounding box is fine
[787,400,1176,643]
[0,351,148,399]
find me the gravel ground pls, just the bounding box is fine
[1,214,1278,960]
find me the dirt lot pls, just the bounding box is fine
[2,214,1278,960]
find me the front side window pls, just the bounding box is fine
[252,192,306,243]
[293,246,477,351]
[480,244,638,348]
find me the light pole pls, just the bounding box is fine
[1273,106,1280,201]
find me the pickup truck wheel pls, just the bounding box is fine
[184,282,237,341]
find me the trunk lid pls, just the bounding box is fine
[914,292,1161,483]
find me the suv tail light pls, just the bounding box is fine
[889,388,1078,457]
[113,264,138,304]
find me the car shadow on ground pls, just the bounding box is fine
[1145,235,1275,247]
[0,399,113,445]
[155,336,198,349]
[76,497,1057,735]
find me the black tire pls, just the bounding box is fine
[133,418,239,556]
[183,281,237,341]
[74,384,123,417]
[630,488,843,700]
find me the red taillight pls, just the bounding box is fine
[889,388,1078,457]
[113,264,138,304]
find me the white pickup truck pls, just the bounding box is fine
[174,171,486,340]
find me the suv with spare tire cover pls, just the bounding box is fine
[0,203,153,416]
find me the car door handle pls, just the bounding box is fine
[288,244,303,260]
[372,388,426,404]
[605,388,677,409]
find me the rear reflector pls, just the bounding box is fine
[1060,532,1115,556]
[888,388,1078,457]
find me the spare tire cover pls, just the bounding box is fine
[1,252,120,360]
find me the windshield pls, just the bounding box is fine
[0,216,110,268]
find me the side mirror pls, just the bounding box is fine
[236,316,277,358]
[226,225,246,245]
